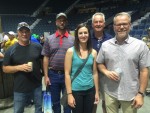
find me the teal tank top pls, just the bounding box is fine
[71,47,94,91]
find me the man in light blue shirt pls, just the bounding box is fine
[96,12,150,113]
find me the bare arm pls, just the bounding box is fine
[139,67,149,93]
[3,63,32,73]
[65,48,73,94]
[43,56,50,85]
[0,52,4,58]
[92,49,100,104]
[1,41,6,48]
[64,48,75,107]
[132,67,149,108]
[97,64,119,81]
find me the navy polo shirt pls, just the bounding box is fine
[91,31,113,52]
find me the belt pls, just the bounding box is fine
[49,68,64,74]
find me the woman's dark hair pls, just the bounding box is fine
[74,23,92,55]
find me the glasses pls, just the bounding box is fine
[114,23,129,27]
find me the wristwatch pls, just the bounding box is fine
[138,91,145,97]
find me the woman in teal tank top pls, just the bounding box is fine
[64,23,100,113]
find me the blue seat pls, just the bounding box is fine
[130,30,136,36]
[138,25,145,29]
[135,30,143,36]
[134,35,141,40]
[133,25,138,30]
[141,19,146,24]
[143,30,148,35]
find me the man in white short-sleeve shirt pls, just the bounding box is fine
[96,12,150,113]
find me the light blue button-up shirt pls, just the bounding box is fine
[96,36,150,101]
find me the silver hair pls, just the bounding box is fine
[92,12,105,23]
[113,12,131,24]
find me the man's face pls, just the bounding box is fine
[17,28,31,42]
[8,34,15,40]
[113,15,131,40]
[92,15,105,33]
[56,16,68,30]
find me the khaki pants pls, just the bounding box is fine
[104,92,137,113]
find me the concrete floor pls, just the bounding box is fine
[1,77,150,113]
[0,95,150,113]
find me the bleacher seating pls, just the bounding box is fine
[45,0,77,13]
[130,11,150,39]
[0,0,44,14]
[1,16,36,32]
[32,15,56,35]
[0,0,150,37]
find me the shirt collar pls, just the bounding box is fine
[55,30,69,38]
[113,35,132,44]
[91,30,109,41]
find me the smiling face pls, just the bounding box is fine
[17,28,31,44]
[78,26,89,44]
[113,14,131,41]
[92,14,105,33]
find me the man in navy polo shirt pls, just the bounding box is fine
[91,12,112,113]
[42,12,74,113]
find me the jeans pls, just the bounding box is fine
[48,69,71,113]
[14,86,42,113]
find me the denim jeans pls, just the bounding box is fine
[14,86,42,113]
[48,69,71,113]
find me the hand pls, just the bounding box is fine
[68,94,76,108]
[94,92,100,104]
[18,64,32,72]
[44,76,51,86]
[131,94,144,109]
[105,70,120,81]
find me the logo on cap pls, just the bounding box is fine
[17,22,30,30]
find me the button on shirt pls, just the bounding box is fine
[55,30,68,46]
[96,36,150,101]
[91,31,112,53]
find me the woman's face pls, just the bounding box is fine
[78,27,89,44]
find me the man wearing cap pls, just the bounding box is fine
[2,31,18,52]
[142,27,150,95]
[3,22,43,113]
[42,12,74,113]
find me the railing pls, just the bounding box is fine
[65,0,80,14]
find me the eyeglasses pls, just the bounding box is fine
[114,23,129,27]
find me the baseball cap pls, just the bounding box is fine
[17,22,30,31]
[3,35,9,41]
[56,13,67,19]
[8,31,15,36]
